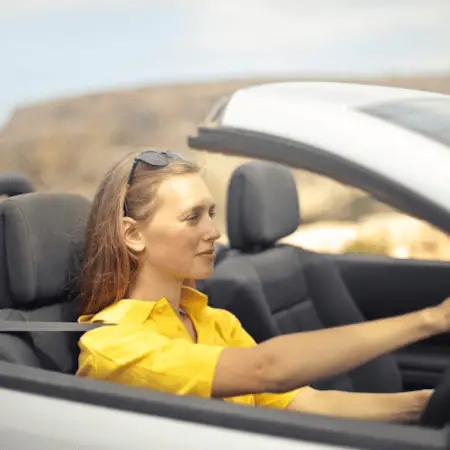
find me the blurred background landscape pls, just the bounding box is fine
[1,1,450,260]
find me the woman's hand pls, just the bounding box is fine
[286,387,434,423]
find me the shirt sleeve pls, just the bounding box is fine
[224,310,308,410]
[77,326,225,398]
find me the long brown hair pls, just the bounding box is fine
[79,151,201,315]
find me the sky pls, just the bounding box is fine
[1,0,450,126]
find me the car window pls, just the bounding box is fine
[198,151,450,262]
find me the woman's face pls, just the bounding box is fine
[132,173,221,280]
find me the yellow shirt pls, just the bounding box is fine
[77,286,304,409]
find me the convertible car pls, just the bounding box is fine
[1,82,450,449]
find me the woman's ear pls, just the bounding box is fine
[122,217,146,253]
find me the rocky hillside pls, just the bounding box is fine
[1,75,450,257]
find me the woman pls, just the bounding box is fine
[77,149,450,423]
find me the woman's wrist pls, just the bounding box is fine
[418,306,448,337]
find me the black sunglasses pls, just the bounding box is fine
[126,149,183,186]
[124,150,183,216]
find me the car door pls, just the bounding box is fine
[0,360,447,450]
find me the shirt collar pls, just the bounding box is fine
[179,285,208,314]
[79,286,209,325]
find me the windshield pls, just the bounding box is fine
[359,98,450,147]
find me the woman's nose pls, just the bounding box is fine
[205,220,221,241]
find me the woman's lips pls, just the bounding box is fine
[197,249,215,257]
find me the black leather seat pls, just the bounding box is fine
[202,161,403,393]
[0,192,91,373]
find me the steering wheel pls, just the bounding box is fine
[420,366,450,427]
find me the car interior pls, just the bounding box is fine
[1,160,450,445]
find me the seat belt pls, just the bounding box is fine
[0,322,114,332]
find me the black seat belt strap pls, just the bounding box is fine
[0,321,114,332]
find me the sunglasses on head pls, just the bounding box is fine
[124,149,183,216]
[126,149,183,186]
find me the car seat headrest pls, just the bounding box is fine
[227,161,300,250]
[0,172,34,197]
[2,192,91,308]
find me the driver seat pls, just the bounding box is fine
[0,192,91,373]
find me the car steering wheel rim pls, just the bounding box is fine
[419,365,450,427]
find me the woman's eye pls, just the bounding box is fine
[184,208,215,222]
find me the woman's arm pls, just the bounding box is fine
[211,301,449,397]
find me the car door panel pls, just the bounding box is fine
[327,254,450,389]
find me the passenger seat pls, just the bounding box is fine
[202,161,403,393]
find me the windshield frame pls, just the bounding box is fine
[189,125,450,234]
